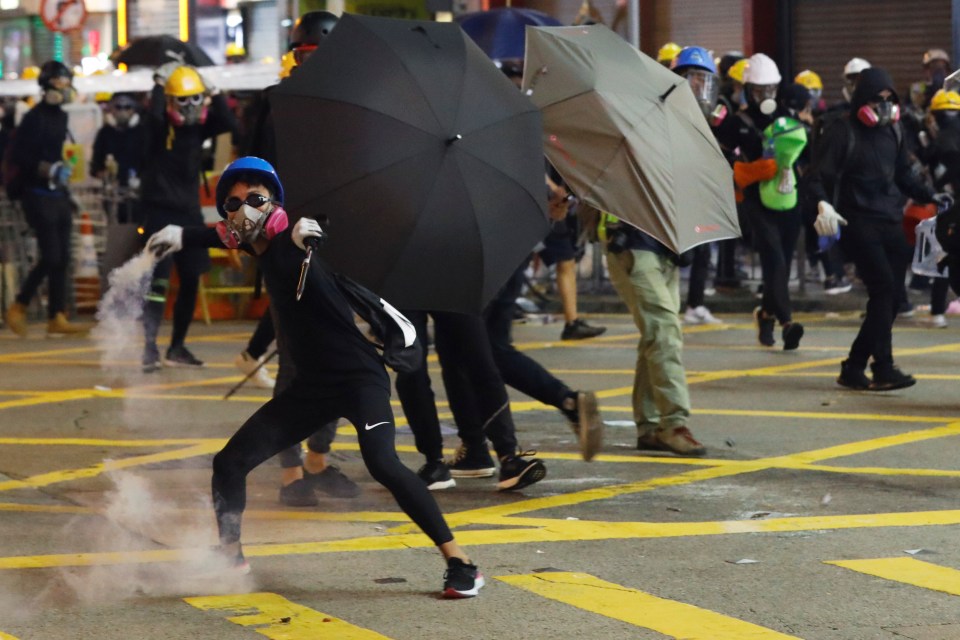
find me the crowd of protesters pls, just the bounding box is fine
[2,16,959,597]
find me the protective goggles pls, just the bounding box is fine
[292,45,317,65]
[223,193,272,213]
[175,94,204,107]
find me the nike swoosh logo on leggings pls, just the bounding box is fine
[364,421,390,431]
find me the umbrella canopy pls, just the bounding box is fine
[456,7,561,61]
[111,35,214,68]
[522,25,739,255]
[270,14,549,314]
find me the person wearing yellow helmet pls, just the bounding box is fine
[278,50,296,80]
[225,42,247,64]
[795,69,824,113]
[138,63,237,372]
[656,42,681,67]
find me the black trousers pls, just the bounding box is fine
[395,311,519,461]
[685,244,712,309]
[743,201,801,325]
[844,218,912,370]
[212,383,452,547]
[485,262,571,411]
[246,309,275,359]
[16,191,73,318]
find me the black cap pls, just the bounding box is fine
[38,60,72,89]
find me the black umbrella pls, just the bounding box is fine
[270,13,548,314]
[111,35,214,68]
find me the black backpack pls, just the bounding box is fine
[936,202,960,255]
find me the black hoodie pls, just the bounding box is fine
[807,67,934,222]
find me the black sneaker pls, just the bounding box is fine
[142,343,162,373]
[782,322,804,351]
[496,451,546,491]
[837,360,870,390]
[560,318,607,341]
[446,444,496,478]
[562,391,604,461]
[279,478,319,507]
[753,307,775,347]
[824,276,852,295]
[163,345,205,368]
[442,557,484,598]
[417,460,456,490]
[303,465,361,498]
[209,545,251,576]
[869,363,917,391]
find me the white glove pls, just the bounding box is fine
[814,201,848,237]
[153,61,181,86]
[146,224,183,259]
[292,217,325,251]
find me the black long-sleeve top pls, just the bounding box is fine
[10,101,69,194]
[91,122,147,186]
[139,84,236,215]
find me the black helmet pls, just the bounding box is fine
[290,11,339,48]
[38,60,72,89]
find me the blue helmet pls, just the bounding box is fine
[216,156,284,218]
[672,46,717,75]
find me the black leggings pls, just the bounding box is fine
[246,310,275,359]
[17,192,73,318]
[212,383,452,547]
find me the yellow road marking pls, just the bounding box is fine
[496,572,799,639]
[184,592,393,639]
[826,557,960,596]
[0,631,20,639]
[0,437,217,446]
[0,442,223,492]
[6,509,960,570]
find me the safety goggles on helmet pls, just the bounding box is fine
[175,94,204,107]
[223,193,272,213]
[292,45,318,66]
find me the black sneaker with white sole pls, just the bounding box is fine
[446,444,496,478]
[417,460,456,490]
[163,345,205,368]
[442,557,484,598]
[496,452,546,491]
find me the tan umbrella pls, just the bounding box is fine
[522,25,739,255]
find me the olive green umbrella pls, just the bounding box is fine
[522,25,739,254]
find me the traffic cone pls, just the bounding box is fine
[73,212,101,315]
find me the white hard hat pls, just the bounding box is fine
[843,57,871,77]
[744,53,781,85]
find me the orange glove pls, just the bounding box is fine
[733,158,778,190]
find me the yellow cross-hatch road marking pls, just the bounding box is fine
[0,631,21,639]
[184,592,393,639]
[496,571,799,639]
[826,557,960,597]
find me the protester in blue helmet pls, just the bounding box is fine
[672,46,720,119]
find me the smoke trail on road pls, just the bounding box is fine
[92,250,156,370]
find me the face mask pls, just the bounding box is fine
[167,95,208,127]
[750,85,778,115]
[931,69,947,90]
[43,87,72,106]
[216,204,289,248]
[857,101,900,127]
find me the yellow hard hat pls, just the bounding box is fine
[21,66,40,80]
[930,89,960,111]
[279,50,296,80]
[226,43,246,58]
[164,66,205,97]
[657,42,682,64]
[94,91,113,103]
[794,69,823,91]
[728,58,749,83]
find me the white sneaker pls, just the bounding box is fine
[234,351,276,389]
[684,305,721,325]
[931,314,948,328]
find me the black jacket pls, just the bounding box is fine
[139,84,236,216]
[91,120,147,186]
[806,68,935,223]
[10,101,69,194]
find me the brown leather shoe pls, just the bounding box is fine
[637,426,706,457]
[5,302,28,337]
[46,312,92,338]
